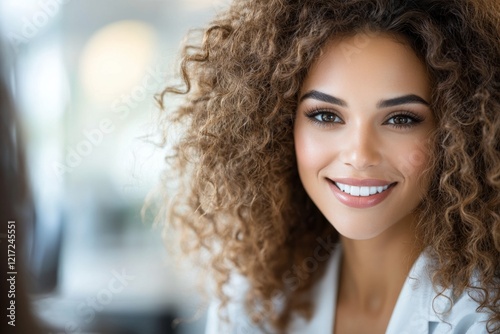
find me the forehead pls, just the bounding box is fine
[301,32,431,100]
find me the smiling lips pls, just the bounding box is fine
[328,178,397,208]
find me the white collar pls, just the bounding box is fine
[289,246,489,334]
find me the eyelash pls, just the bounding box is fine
[304,108,425,129]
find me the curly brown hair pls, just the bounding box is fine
[156,0,500,332]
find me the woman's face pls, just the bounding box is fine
[294,32,435,240]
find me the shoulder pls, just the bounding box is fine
[204,273,274,334]
[205,246,342,334]
[205,299,256,334]
[432,271,491,334]
[429,287,491,334]
[388,251,491,334]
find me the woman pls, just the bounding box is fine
[0,48,44,333]
[157,0,500,333]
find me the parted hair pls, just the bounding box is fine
[157,0,500,332]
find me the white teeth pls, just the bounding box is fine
[335,182,390,197]
[351,186,360,196]
[360,187,369,196]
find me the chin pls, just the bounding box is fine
[329,220,393,241]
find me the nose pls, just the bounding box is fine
[339,124,382,170]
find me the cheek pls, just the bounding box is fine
[294,122,330,176]
[391,137,432,182]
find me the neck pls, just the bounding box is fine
[338,215,422,314]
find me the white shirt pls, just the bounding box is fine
[205,247,491,333]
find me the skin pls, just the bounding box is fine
[294,33,436,333]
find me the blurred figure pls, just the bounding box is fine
[0,46,43,333]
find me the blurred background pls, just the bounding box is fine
[0,0,228,333]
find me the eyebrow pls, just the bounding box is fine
[377,94,430,108]
[299,90,430,108]
[299,90,347,107]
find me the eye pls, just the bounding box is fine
[385,112,424,128]
[387,115,413,125]
[305,109,343,125]
[314,113,342,123]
